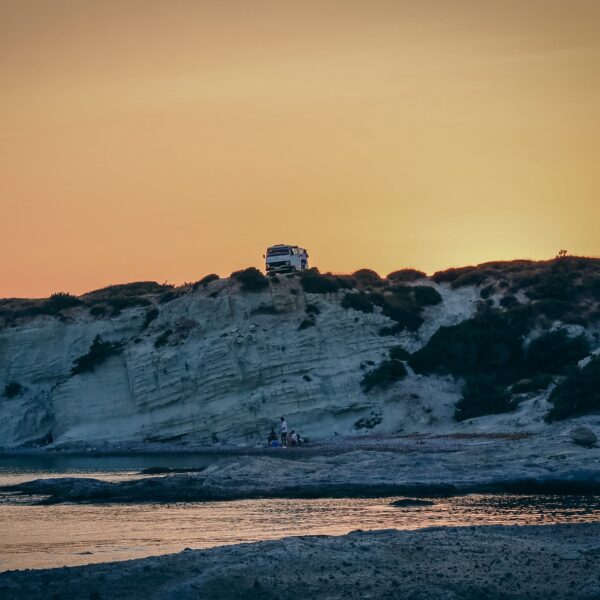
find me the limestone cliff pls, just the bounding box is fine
[0,260,598,448]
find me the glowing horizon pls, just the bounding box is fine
[2,1,599,298]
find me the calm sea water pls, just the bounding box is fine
[1,457,599,572]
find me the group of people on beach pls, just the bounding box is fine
[267,416,302,447]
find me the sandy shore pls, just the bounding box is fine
[1,524,599,599]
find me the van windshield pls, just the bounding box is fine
[267,247,291,256]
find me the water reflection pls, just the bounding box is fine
[1,494,599,571]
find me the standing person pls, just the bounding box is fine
[280,416,288,446]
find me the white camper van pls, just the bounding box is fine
[265,244,309,274]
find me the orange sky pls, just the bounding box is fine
[1,0,599,298]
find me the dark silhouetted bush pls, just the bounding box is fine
[480,285,495,299]
[154,329,173,348]
[432,266,477,284]
[142,308,159,329]
[546,356,600,421]
[251,304,280,315]
[532,299,572,320]
[378,324,402,336]
[71,335,124,375]
[390,346,410,361]
[231,268,269,292]
[408,310,526,382]
[341,292,374,314]
[106,296,152,315]
[4,382,22,399]
[352,269,382,286]
[454,374,515,421]
[299,269,340,294]
[500,295,519,308]
[354,414,383,429]
[451,270,490,288]
[305,303,320,315]
[525,329,589,375]
[412,285,443,306]
[382,300,424,332]
[89,305,107,317]
[45,292,83,314]
[298,318,316,330]
[511,373,553,394]
[193,274,220,290]
[361,359,407,392]
[387,269,426,282]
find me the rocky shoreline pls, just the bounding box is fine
[3,433,600,504]
[1,524,599,599]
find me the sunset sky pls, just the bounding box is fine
[1,0,599,298]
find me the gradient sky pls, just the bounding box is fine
[1,0,599,297]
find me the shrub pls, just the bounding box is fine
[354,414,383,429]
[511,374,553,394]
[451,270,490,288]
[305,304,320,315]
[231,268,269,292]
[378,324,402,336]
[500,295,519,308]
[335,275,356,290]
[71,335,124,375]
[341,292,374,314]
[251,304,280,315]
[390,346,410,361]
[454,374,515,421]
[44,292,83,314]
[352,269,382,286]
[4,382,22,399]
[412,285,442,306]
[480,285,495,299]
[546,356,600,421]
[154,329,173,348]
[299,269,339,294]
[361,360,407,392]
[107,296,152,316]
[525,329,589,375]
[89,305,107,317]
[142,308,159,329]
[381,300,424,332]
[298,318,315,330]
[193,274,220,290]
[408,310,526,383]
[532,299,572,320]
[387,269,426,282]
[432,266,477,284]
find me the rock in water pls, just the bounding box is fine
[570,427,598,448]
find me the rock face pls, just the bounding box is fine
[570,427,598,448]
[0,271,596,448]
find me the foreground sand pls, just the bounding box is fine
[1,524,599,599]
